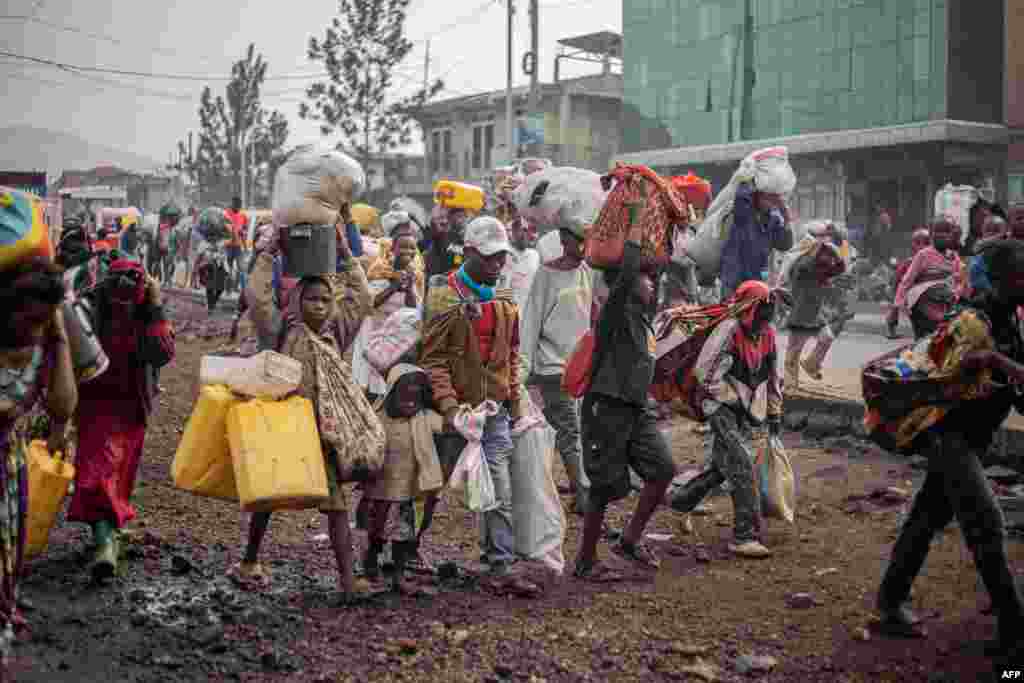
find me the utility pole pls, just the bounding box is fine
[528,0,539,113]
[423,39,431,92]
[739,0,755,141]
[505,0,515,166]
[240,129,247,207]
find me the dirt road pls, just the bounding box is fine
[11,307,1023,682]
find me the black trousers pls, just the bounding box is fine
[878,431,1022,626]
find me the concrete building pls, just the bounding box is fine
[617,0,1013,260]
[413,32,626,187]
[55,165,186,216]
[361,153,432,210]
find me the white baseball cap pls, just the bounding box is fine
[464,216,512,256]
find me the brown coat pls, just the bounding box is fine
[419,274,523,419]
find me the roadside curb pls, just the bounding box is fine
[784,392,1023,470]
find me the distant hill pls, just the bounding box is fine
[0,125,166,179]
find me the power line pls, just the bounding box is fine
[0,14,225,66]
[2,67,198,103]
[0,49,331,81]
[420,0,498,41]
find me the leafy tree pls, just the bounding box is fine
[300,0,443,168]
[179,43,290,205]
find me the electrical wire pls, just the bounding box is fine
[0,49,331,81]
[0,14,225,66]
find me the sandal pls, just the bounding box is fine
[873,605,927,639]
[573,561,624,583]
[611,539,661,570]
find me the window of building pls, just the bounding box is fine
[431,128,453,174]
[472,122,495,171]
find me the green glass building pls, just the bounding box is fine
[619,0,1009,259]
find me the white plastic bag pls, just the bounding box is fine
[272,144,367,227]
[537,229,563,263]
[685,146,796,275]
[757,435,797,524]
[448,401,500,513]
[933,183,978,244]
[510,409,567,574]
[512,166,607,233]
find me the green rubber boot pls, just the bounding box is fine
[90,520,119,582]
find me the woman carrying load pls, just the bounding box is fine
[0,255,77,668]
[894,218,965,340]
[874,240,1024,659]
[70,260,175,580]
[350,211,424,400]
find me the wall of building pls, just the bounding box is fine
[623,0,950,153]
[946,0,1004,124]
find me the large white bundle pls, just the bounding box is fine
[537,229,563,263]
[933,183,978,245]
[683,146,796,275]
[512,166,607,233]
[388,196,428,231]
[272,145,366,227]
[510,411,566,574]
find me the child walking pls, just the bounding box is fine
[238,223,384,603]
[363,364,445,593]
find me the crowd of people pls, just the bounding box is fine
[1,154,1024,676]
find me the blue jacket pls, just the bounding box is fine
[345,222,364,258]
[719,182,793,295]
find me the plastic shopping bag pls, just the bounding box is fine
[510,409,567,574]
[756,435,796,523]
[448,401,500,513]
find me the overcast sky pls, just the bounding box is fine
[1,0,619,164]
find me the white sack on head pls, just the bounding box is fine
[684,146,796,276]
[933,183,978,245]
[511,166,607,233]
[272,145,366,227]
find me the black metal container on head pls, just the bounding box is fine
[280,223,336,278]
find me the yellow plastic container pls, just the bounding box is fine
[433,180,485,213]
[26,440,75,558]
[227,396,329,513]
[172,384,240,501]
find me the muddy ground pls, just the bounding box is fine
[9,293,1024,682]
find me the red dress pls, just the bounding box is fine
[68,261,175,528]
[68,317,147,527]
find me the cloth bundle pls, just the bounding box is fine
[586,163,689,270]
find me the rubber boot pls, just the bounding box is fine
[363,540,383,580]
[391,541,415,593]
[668,469,726,514]
[90,520,118,582]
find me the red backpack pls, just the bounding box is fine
[561,330,597,398]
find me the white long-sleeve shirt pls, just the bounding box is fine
[519,262,594,379]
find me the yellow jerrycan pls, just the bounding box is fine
[25,440,75,558]
[172,384,240,501]
[227,396,329,513]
